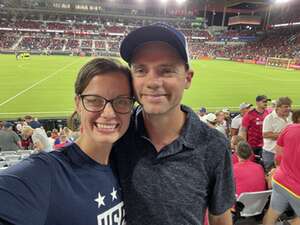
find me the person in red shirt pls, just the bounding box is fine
[233,141,266,197]
[241,95,270,157]
[263,111,300,225]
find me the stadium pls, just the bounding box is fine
[0,0,300,224]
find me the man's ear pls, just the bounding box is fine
[184,70,194,89]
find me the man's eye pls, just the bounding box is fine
[160,68,177,76]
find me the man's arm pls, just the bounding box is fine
[240,127,247,141]
[230,128,239,137]
[209,209,233,225]
[263,131,280,140]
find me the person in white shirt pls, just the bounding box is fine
[231,103,252,145]
[262,97,292,170]
[197,107,207,121]
[22,126,52,152]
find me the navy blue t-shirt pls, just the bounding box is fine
[0,143,125,225]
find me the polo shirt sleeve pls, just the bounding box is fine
[207,136,235,215]
[262,115,273,133]
[231,117,240,129]
[0,154,52,225]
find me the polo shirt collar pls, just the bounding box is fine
[134,105,204,157]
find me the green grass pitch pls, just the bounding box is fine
[0,54,299,120]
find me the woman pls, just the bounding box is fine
[0,58,134,225]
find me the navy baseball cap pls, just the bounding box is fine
[120,23,189,67]
[256,95,271,102]
[3,122,13,128]
[28,121,41,129]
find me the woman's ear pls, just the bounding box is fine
[75,95,81,114]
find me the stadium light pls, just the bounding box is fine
[275,0,290,4]
[176,0,186,5]
[160,0,168,4]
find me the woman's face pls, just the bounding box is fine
[216,112,225,122]
[76,72,132,146]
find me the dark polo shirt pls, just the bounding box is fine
[113,105,235,225]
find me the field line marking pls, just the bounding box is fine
[0,58,84,108]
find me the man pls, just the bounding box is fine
[197,107,207,121]
[21,125,52,152]
[262,97,292,171]
[231,102,252,144]
[0,122,22,151]
[233,141,266,197]
[241,95,270,157]
[114,23,235,225]
[204,113,217,129]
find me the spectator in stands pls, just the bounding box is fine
[233,141,266,197]
[0,122,22,152]
[263,115,300,225]
[0,58,134,225]
[267,100,277,114]
[231,135,256,165]
[46,130,55,148]
[231,102,252,140]
[54,133,70,150]
[114,23,235,225]
[205,113,218,128]
[241,95,270,157]
[292,109,300,124]
[24,115,33,125]
[222,108,231,137]
[262,97,292,171]
[197,107,207,121]
[21,125,52,152]
[215,110,228,137]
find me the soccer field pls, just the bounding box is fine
[0,54,300,119]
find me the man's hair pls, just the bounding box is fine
[292,109,300,123]
[276,97,292,108]
[24,115,33,121]
[232,135,245,146]
[236,141,253,160]
[21,126,33,136]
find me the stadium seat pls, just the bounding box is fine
[233,190,272,224]
[0,151,17,156]
[0,161,8,168]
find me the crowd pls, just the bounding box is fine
[1,17,300,62]
[198,95,300,223]
[0,22,299,225]
[0,115,78,154]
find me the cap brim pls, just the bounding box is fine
[120,25,187,65]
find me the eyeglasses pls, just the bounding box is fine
[80,95,135,114]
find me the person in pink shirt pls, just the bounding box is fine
[263,110,300,225]
[233,141,266,197]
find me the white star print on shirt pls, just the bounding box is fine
[94,192,105,208]
[111,187,118,201]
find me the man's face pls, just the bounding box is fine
[256,99,268,110]
[276,104,291,117]
[240,107,251,116]
[131,42,193,115]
